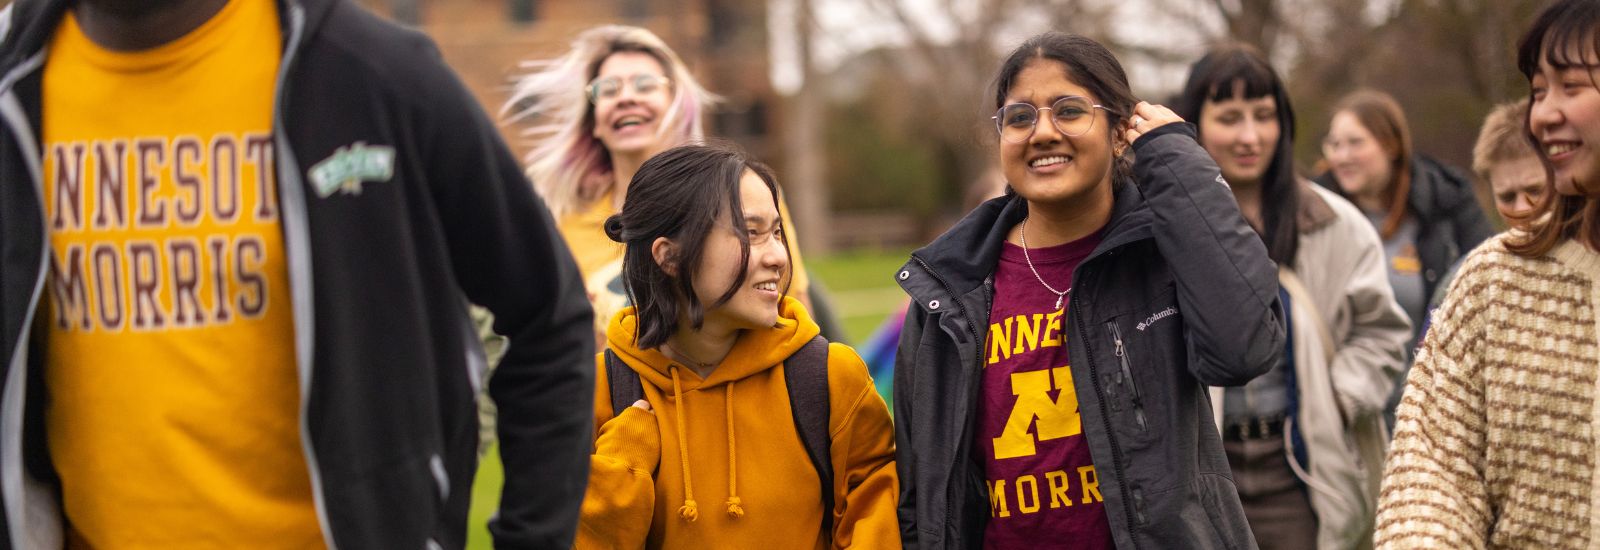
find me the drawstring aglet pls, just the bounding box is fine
[678,499,700,522]
[724,496,745,518]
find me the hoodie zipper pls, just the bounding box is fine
[268,3,337,549]
[910,255,986,544]
[0,46,52,549]
[1106,322,1147,431]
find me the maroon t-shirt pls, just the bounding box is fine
[976,232,1111,549]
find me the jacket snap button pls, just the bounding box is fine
[928,300,941,310]
[1425,269,1437,281]
[898,270,910,281]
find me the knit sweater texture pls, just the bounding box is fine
[1375,233,1600,549]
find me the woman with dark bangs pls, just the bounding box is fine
[1376,0,1600,547]
[1175,44,1409,550]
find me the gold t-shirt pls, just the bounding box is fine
[41,0,323,546]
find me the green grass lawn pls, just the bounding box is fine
[808,247,914,344]
[464,247,911,549]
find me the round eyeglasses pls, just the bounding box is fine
[993,96,1114,143]
[587,73,673,103]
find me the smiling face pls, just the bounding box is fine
[690,170,789,332]
[999,58,1120,209]
[1323,111,1395,201]
[591,51,674,159]
[1529,56,1600,197]
[1199,87,1280,187]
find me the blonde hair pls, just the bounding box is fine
[503,25,718,217]
[1471,98,1535,182]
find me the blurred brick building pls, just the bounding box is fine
[358,0,779,161]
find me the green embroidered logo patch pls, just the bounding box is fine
[309,142,396,198]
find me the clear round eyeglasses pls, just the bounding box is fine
[993,96,1115,143]
[586,73,672,103]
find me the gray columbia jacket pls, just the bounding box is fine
[893,123,1285,549]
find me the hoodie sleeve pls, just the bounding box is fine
[575,370,661,550]
[407,45,594,548]
[1131,123,1285,386]
[826,344,900,549]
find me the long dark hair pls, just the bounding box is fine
[604,142,787,348]
[1174,43,1301,266]
[992,32,1138,183]
[1512,0,1600,256]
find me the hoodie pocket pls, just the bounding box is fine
[1105,321,1147,433]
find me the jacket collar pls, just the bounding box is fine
[0,0,68,72]
[1406,154,1466,223]
[905,179,1152,300]
[1295,179,1338,234]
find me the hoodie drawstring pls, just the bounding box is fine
[667,366,747,522]
[724,383,744,518]
[670,367,699,522]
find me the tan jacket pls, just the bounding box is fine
[1212,182,1412,549]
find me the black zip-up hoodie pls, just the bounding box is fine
[0,1,594,548]
[893,124,1284,549]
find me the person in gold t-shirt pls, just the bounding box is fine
[40,0,318,546]
[0,0,594,547]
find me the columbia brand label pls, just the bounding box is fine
[1136,307,1177,331]
[308,142,395,197]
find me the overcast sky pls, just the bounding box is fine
[766,0,1223,99]
[766,0,1402,101]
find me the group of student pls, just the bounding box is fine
[516,0,1600,547]
[0,0,1594,547]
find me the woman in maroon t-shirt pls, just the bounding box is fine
[894,32,1283,549]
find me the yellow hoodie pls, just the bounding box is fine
[576,297,899,549]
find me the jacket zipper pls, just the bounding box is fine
[1106,322,1147,431]
[0,47,53,549]
[911,256,986,546]
[1072,275,1143,544]
[268,3,337,549]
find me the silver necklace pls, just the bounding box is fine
[1019,216,1071,310]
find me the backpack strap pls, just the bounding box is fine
[784,335,833,540]
[605,348,644,418]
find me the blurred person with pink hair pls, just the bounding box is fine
[504,25,811,334]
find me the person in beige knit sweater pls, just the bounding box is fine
[1374,0,1600,547]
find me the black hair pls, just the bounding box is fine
[604,141,787,349]
[1510,0,1600,257]
[1174,43,1301,266]
[992,32,1138,183]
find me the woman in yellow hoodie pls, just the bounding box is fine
[575,142,899,549]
